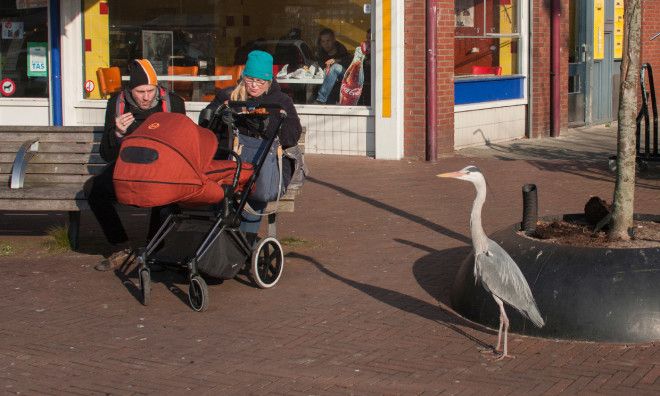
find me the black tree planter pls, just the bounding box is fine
[451,214,660,343]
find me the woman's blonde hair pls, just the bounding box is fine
[230,80,247,101]
[230,78,271,101]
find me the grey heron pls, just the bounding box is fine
[438,166,544,360]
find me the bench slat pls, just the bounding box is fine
[0,184,86,200]
[0,132,102,143]
[0,126,100,133]
[0,199,88,211]
[0,153,106,164]
[0,174,94,184]
[22,163,106,175]
[0,142,99,154]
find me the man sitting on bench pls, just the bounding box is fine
[89,59,186,271]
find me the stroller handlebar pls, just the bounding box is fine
[227,101,283,111]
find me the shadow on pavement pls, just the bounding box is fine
[289,251,495,350]
[307,177,471,245]
[462,128,660,188]
[395,238,471,305]
[112,262,195,309]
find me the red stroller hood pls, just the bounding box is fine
[113,112,252,207]
[129,112,216,173]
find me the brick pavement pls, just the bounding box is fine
[1,126,659,394]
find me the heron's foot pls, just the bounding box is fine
[493,351,515,361]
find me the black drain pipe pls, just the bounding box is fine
[426,1,438,161]
[521,184,538,234]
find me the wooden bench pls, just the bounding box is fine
[0,125,303,249]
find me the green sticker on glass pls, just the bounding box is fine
[27,42,48,77]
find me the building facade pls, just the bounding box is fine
[1,1,658,160]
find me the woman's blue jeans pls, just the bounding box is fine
[240,200,267,234]
[316,63,345,103]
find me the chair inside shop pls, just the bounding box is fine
[217,64,245,90]
[471,65,502,76]
[201,65,245,101]
[167,65,199,101]
[96,66,122,97]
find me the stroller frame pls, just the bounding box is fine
[137,101,287,311]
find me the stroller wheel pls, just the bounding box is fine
[139,269,151,306]
[251,237,284,289]
[188,275,209,312]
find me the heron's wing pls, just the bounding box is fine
[475,239,545,327]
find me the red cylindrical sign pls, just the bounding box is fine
[1,78,16,97]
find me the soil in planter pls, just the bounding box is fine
[522,219,660,249]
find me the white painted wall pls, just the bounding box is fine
[454,103,526,148]
[373,0,405,159]
[0,99,50,125]
[298,106,375,156]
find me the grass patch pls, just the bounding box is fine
[43,225,71,253]
[0,242,14,256]
[280,236,312,248]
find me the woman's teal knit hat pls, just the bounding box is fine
[243,50,273,80]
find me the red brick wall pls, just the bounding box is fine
[403,1,574,154]
[403,0,454,159]
[435,1,456,154]
[530,0,570,138]
[403,0,426,158]
[641,0,660,69]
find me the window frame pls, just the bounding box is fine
[454,0,529,106]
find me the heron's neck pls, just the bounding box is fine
[470,183,488,252]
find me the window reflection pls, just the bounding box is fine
[0,2,48,98]
[87,0,372,106]
[455,0,520,77]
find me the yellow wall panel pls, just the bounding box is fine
[83,0,110,99]
[613,0,624,59]
[593,0,605,60]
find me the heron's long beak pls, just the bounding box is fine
[436,171,464,179]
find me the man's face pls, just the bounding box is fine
[319,34,335,53]
[131,85,158,110]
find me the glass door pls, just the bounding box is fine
[568,0,587,126]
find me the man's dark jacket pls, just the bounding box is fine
[100,88,186,162]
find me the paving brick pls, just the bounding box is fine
[0,127,658,393]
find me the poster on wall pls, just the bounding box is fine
[27,42,47,77]
[142,30,173,75]
[455,0,475,28]
[2,21,24,39]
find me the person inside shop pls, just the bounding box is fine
[313,28,351,104]
[89,58,186,271]
[201,50,302,245]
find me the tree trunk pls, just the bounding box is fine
[610,0,642,241]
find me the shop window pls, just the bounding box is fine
[454,0,523,104]
[82,0,372,106]
[0,2,49,98]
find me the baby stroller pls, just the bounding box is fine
[113,102,287,311]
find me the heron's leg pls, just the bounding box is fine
[495,309,504,352]
[493,296,514,360]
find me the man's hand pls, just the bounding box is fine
[115,113,136,138]
[325,59,336,67]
